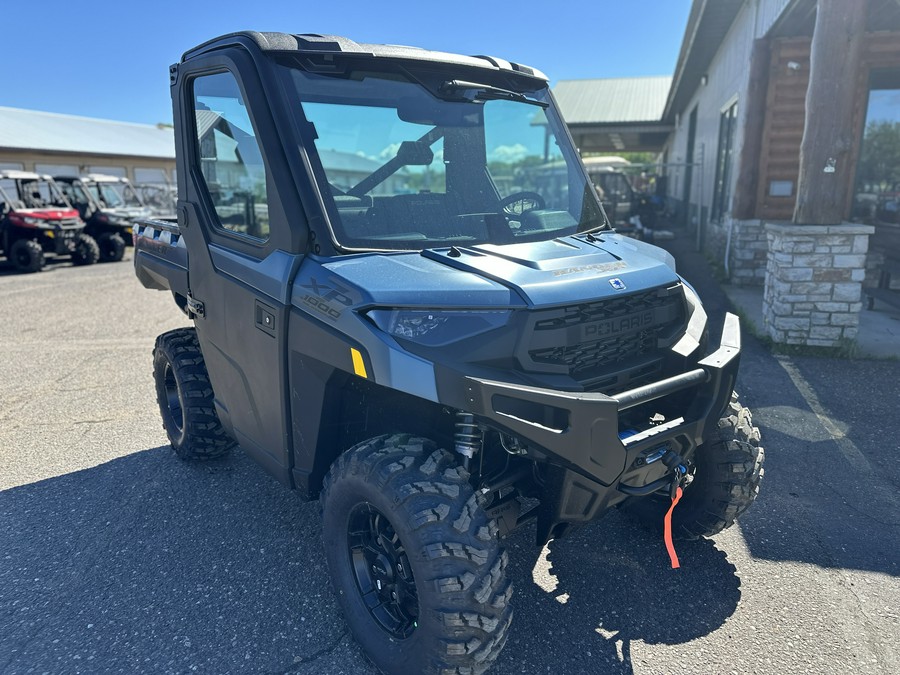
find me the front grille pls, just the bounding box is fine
[530,330,658,371]
[525,285,686,387]
[532,288,681,331]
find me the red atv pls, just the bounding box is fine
[0,171,99,273]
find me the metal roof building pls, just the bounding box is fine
[0,106,176,185]
[553,76,673,154]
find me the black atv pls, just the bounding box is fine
[134,32,764,675]
[55,175,135,262]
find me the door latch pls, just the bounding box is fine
[186,294,205,319]
[255,299,276,336]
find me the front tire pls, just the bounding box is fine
[70,233,100,266]
[9,239,45,273]
[97,232,126,262]
[624,392,764,540]
[321,435,512,675]
[152,328,235,460]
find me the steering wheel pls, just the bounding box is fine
[500,191,545,216]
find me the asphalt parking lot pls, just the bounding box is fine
[1,249,898,675]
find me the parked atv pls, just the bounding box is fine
[55,175,134,262]
[0,171,98,272]
[583,159,659,229]
[81,174,152,226]
[134,183,178,219]
[134,32,764,674]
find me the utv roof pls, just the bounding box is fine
[182,31,548,82]
[53,173,126,183]
[85,173,131,183]
[0,170,44,181]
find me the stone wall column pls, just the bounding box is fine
[763,222,875,347]
[728,219,767,287]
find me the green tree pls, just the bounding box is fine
[857,121,900,192]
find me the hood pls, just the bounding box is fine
[96,209,136,224]
[316,233,681,309]
[14,207,80,221]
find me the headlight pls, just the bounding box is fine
[367,309,511,346]
[22,216,46,226]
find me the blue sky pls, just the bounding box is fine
[5,0,691,126]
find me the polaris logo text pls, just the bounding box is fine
[583,311,654,338]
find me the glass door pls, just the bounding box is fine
[853,69,900,227]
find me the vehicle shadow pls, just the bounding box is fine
[1,446,741,675]
[493,513,741,674]
[0,257,72,277]
[660,233,900,579]
[0,446,373,674]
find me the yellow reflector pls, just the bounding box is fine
[45,231,55,238]
[125,227,133,234]
[351,348,368,379]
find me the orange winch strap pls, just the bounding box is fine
[664,486,683,569]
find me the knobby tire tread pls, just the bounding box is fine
[322,435,512,675]
[153,327,235,460]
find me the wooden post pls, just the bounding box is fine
[732,38,771,220]
[793,0,867,224]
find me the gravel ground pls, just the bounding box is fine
[0,248,897,675]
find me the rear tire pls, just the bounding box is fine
[321,435,512,675]
[71,233,100,266]
[97,233,126,262]
[623,392,764,540]
[152,327,236,460]
[9,239,45,273]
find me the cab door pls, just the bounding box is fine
[174,59,305,484]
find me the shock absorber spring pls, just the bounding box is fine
[454,411,482,459]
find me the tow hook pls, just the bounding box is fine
[655,448,692,488]
[662,450,692,570]
[670,464,691,499]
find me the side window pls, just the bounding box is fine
[192,71,270,241]
[0,178,18,211]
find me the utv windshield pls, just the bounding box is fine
[87,183,122,208]
[88,182,143,209]
[18,178,71,209]
[57,180,98,209]
[282,62,608,251]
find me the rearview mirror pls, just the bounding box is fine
[396,96,481,126]
[395,140,434,166]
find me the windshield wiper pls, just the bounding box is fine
[440,80,549,108]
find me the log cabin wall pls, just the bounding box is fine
[754,31,900,221]
[756,37,811,220]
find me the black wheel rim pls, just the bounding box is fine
[13,245,33,268]
[347,503,419,639]
[162,361,184,435]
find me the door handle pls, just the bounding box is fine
[255,299,276,336]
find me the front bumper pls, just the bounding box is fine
[40,225,83,255]
[87,219,134,245]
[436,313,741,534]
